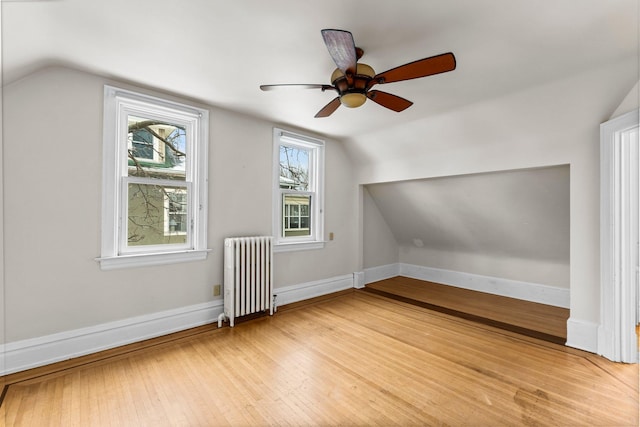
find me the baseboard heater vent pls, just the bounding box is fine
[218,236,274,327]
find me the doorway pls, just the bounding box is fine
[598,109,639,363]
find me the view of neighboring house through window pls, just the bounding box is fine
[127,115,188,246]
[164,188,188,236]
[273,128,324,251]
[280,144,311,237]
[99,86,209,269]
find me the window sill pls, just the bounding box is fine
[96,249,211,270]
[273,241,325,253]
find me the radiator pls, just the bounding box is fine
[218,236,274,327]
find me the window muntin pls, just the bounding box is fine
[273,129,324,251]
[99,86,209,269]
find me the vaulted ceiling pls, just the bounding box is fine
[2,0,638,139]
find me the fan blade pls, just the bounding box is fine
[367,90,413,112]
[369,52,456,87]
[315,97,341,118]
[321,29,357,75]
[260,84,335,91]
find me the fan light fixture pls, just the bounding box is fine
[330,63,376,108]
[339,93,366,108]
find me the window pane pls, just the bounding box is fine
[279,145,309,191]
[166,189,188,234]
[131,129,154,160]
[282,194,311,237]
[128,183,188,246]
[128,115,186,181]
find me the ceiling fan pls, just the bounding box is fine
[260,29,456,118]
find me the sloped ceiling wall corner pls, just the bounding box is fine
[365,165,570,287]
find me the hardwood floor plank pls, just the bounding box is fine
[1,290,637,426]
[365,276,570,341]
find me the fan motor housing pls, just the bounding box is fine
[330,63,375,95]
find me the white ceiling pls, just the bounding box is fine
[2,0,638,139]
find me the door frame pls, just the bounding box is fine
[598,109,639,363]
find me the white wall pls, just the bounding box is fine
[272,133,359,287]
[347,58,637,334]
[611,80,639,119]
[399,248,570,289]
[2,66,358,343]
[0,6,5,367]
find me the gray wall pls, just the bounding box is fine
[365,166,570,287]
[2,66,358,342]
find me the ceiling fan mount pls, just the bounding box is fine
[260,29,456,118]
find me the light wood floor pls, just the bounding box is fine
[366,276,569,344]
[1,290,638,426]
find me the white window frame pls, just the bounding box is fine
[272,128,325,252]
[98,85,209,270]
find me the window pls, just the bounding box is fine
[98,86,209,269]
[272,128,324,251]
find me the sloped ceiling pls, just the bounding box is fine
[2,0,637,139]
[365,166,570,263]
[1,1,634,274]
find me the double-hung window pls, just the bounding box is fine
[272,128,325,251]
[99,86,209,269]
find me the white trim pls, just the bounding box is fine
[364,263,401,284]
[99,85,209,270]
[353,271,365,289]
[274,274,354,307]
[272,128,325,251]
[598,109,639,363]
[96,249,211,270]
[273,241,325,253]
[567,318,599,353]
[400,263,569,308]
[0,9,5,376]
[0,300,223,376]
[364,263,569,308]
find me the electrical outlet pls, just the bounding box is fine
[329,232,334,241]
[213,284,221,296]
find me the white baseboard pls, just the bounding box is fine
[566,318,599,353]
[274,274,354,307]
[398,263,570,308]
[0,266,575,376]
[363,263,400,285]
[353,271,365,289]
[0,273,356,376]
[0,300,223,376]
